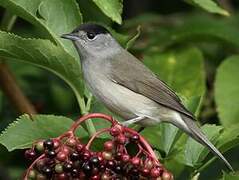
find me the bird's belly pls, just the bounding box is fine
[87,78,171,124]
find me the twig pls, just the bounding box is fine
[0,11,36,114]
[0,63,37,114]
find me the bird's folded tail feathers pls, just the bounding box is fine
[182,116,233,171]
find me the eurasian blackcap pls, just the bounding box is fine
[61,23,232,170]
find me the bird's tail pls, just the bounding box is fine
[182,116,233,171]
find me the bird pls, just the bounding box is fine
[61,23,233,171]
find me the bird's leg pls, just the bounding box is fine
[121,116,145,127]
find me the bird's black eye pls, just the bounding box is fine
[86,32,96,40]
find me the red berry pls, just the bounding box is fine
[91,167,99,175]
[56,151,67,162]
[115,134,126,144]
[141,168,150,176]
[82,150,91,160]
[61,146,70,155]
[110,125,121,136]
[55,173,68,180]
[76,144,84,152]
[162,171,172,180]
[130,134,140,142]
[66,137,77,147]
[91,175,100,180]
[150,168,161,178]
[25,149,36,160]
[97,153,103,162]
[53,139,60,149]
[103,141,114,151]
[131,157,141,166]
[121,154,130,163]
[115,152,122,160]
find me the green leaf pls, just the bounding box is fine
[187,0,229,16]
[144,47,205,99]
[50,82,75,112]
[215,56,239,127]
[93,0,123,24]
[141,47,205,154]
[0,31,84,99]
[0,0,82,57]
[129,14,239,51]
[222,172,239,180]
[0,114,87,151]
[0,0,97,135]
[184,124,223,167]
[217,125,239,153]
[158,123,182,155]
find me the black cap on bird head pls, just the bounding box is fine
[72,23,109,35]
[61,23,110,40]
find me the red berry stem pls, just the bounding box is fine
[85,128,110,150]
[124,127,159,164]
[69,113,117,133]
[24,154,45,180]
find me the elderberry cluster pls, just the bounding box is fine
[24,114,173,180]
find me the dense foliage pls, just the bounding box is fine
[0,0,238,179]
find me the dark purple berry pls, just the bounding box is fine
[131,168,139,175]
[130,134,140,142]
[46,150,56,158]
[89,156,99,167]
[42,166,52,177]
[71,168,79,177]
[115,165,122,174]
[43,139,54,150]
[115,152,122,160]
[106,160,115,169]
[25,149,36,160]
[130,175,139,180]
[63,162,73,172]
[82,162,92,176]
[70,151,80,161]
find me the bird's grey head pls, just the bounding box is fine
[61,23,121,59]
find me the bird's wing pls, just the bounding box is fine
[109,51,195,120]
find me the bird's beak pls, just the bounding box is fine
[61,33,79,41]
